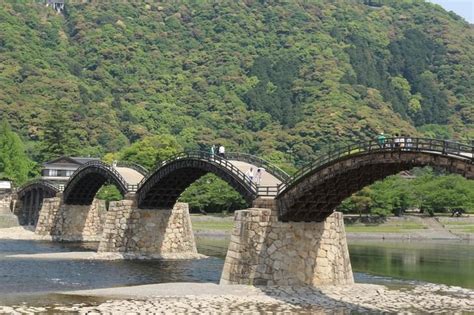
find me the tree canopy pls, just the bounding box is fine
[0,119,35,185]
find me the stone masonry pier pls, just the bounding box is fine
[97,200,199,259]
[34,194,199,259]
[220,199,353,286]
[35,195,107,241]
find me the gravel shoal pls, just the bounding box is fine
[1,282,473,314]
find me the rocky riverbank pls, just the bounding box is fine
[0,282,473,314]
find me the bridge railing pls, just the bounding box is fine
[227,152,290,182]
[127,184,139,192]
[277,137,473,194]
[257,185,279,197]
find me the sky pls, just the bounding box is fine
[428,0,474,23]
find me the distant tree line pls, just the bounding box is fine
[339,168,474,216]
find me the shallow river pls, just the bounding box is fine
[0,236,473,305]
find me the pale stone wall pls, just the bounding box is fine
[98,201,199,259]
[220,204,353,286]
[35,197,61,236]
[35,196,107,241]
[0,192,12,210]
[0,192,19,228]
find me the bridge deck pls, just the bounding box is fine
[115,167,144,185]
[228,160,281,187]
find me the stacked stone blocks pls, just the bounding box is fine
[97,201,198,259]
[35,195,107,241]
[221,199,353,286]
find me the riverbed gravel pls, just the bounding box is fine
[0,282,472,314]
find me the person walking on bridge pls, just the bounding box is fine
[218,144,226,158]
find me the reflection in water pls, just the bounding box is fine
[348,240,474,289]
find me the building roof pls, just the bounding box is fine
[43,156,100,167]
[70,157,100,164]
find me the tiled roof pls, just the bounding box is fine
[70,157,100,164]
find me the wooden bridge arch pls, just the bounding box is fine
[62,161,130,205]
[15,180,59,225]
[276,138,473,222]
[135,151,287,209]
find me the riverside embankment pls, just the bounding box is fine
[191,213,474,240]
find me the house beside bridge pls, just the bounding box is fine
[41,157,99,186]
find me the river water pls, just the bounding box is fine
[0,236,473,305]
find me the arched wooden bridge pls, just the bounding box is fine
[15,180,59,225]
[15,138,473,225]
[135,151,287,208]
[277,138,473,221]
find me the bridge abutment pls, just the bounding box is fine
[0,192,19,228]
[35,196,107,241]
[97,200,199,259]
[220,200,353,286]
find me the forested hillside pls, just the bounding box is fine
[0,0,473,214]
[0,0,472,165]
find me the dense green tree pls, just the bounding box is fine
[180,174,247,213]
[95,184,123,205]
[0,119,35,184]
[244,56,302,127]
[116,134,182,170]
[40,109,78,161]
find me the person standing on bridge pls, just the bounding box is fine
[210,144,216,159]
[255,168,264,186]
[245,167,254,182]
[394,133,401,149]
[218,144,226,158]
[377,132,386,148]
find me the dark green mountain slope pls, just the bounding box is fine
[0,0,472,165]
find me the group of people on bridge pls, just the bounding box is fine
[245,167,264,185]
[377,132,413,149]
[210,144,226,158]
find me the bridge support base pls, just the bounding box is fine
[97,201,199,259]
[0,193,19,228]
[35,196,107,241]
[220,204,353,286]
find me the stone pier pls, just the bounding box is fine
[97,200,199,259]
[0,192,19,228]
[35,195,107,241]
[220,199,353,286]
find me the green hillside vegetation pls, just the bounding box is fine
[0,1,472,212]
[0,120,35,184]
